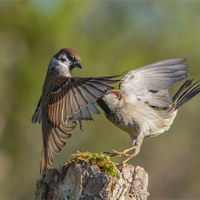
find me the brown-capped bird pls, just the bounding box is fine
[32,48,120,174]
[97,58,200,163]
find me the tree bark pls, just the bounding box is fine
[35,162,149,200]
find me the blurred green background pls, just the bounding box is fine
[0,1,200,199]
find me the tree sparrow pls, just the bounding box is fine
[97,58,200,163]
[32,48,119,174]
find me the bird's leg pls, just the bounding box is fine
[105,133,144,164]
[78,119,83,131]
[72,119,83,130]
[105,145,140,160]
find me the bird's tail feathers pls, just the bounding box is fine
[40,136,54,174]
[40,125,75,174]
[171,79,200,111]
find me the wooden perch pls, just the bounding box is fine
[35,152,149,200]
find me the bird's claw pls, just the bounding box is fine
[104,151,121,157]
[104,146,140,165]
[104,149,132,158]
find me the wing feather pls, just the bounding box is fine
[31,96,42,124]
[70,111,83,120]
[81,107,92,119]
[55,127,72,139]
[38,74,120,173]
[52,128,66,148]
[63,92,68,121]
[88,103,100,114]
[48,74,120,125]
[70,87,80,113]
[50,129,62,153]
[120,58,188,107]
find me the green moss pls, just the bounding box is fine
[64,151,118,177]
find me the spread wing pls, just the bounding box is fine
[32,75,120,173]
[120,58,188,107]
[48,75,120,126]
[31,96,42,124]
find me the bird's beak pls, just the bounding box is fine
[70,62,82,70]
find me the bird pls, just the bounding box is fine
[97,58,200,163]
[31,48,120,174]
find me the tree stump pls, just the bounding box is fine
[35,152,149,200]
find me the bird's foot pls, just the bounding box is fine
[104,146,140,164]
[105,149,131,158]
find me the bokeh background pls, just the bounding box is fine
[0,1,200,199]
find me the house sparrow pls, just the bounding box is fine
[97,58,200,163]
[31,48,120,174]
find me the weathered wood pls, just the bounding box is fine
[35,162,149,200]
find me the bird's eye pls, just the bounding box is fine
[68,55,74,61]
[60,57,66,62]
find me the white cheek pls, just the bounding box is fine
[50,57,71,70]
[58,60,71,69]
[49,57,71,76]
